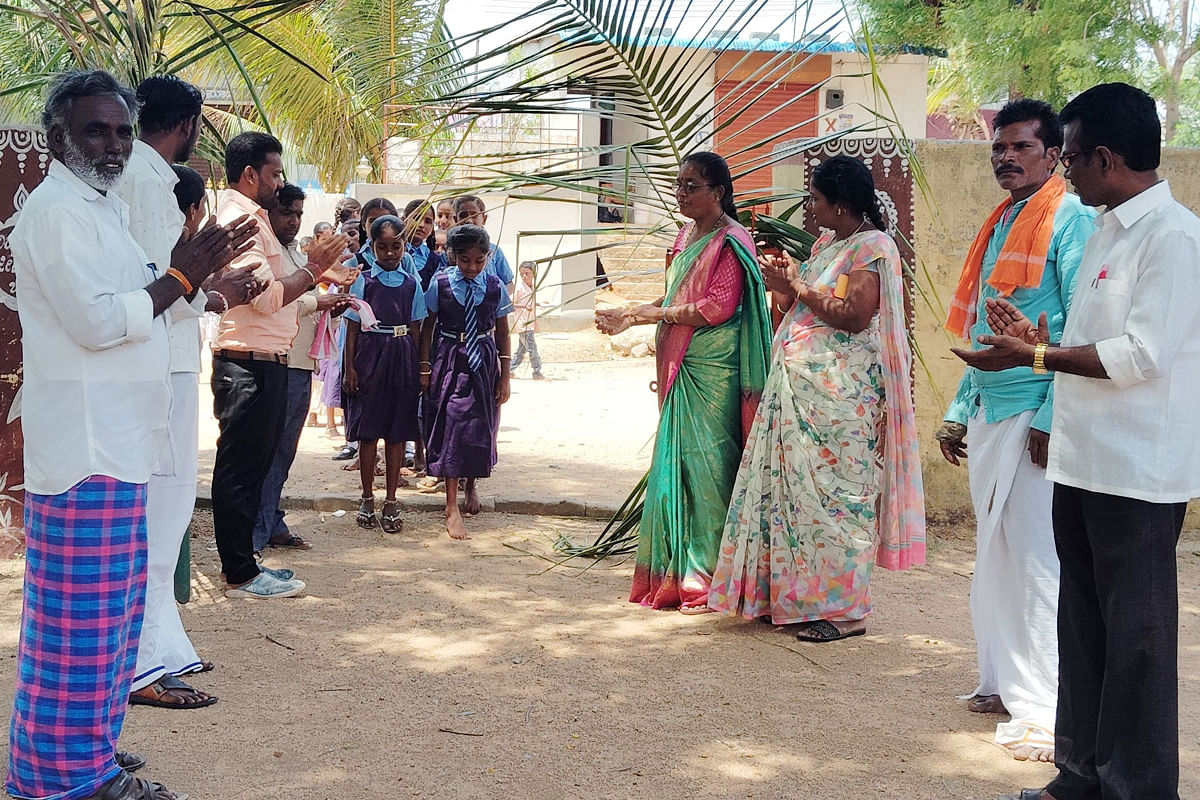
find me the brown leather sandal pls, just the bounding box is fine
[129,675,217,709]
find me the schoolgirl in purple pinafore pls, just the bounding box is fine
[344,264,427,443]
[423,268,511,478]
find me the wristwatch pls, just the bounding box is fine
[1031,342,1049,374]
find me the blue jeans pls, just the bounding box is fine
[252,368,312,553]
[512,330,542,374]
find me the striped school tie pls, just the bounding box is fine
[463,281,482,371]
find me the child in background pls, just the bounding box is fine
[402,200,446,291]
[453,195,514,293]
[420,224,513,540]
[401,199,446,478]
[511,261,544,380]
[343,215,427,532]
[435,198,455,231]
[434,229,447,257]
[334,196,362,225]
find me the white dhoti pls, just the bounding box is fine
[966,409,1059,750]
[131,372,202,690]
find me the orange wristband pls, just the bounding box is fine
[166,267,193,294]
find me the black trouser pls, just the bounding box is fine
[211,355,288,585]
[1048,483,1186,800]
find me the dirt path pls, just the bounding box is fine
[2,513,1196,800]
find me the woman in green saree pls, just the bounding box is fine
[595,152,771,612]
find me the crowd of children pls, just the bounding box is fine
[293,193,538,540]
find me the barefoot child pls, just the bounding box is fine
[343,215,427,532]
[420,224,513,540]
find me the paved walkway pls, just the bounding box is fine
[197,342,659,519]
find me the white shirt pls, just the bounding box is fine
[11,159,170,495]
[113,139,206,373]
[1047,180,1200,503]
[284,241,320,371]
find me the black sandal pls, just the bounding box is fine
[268,533,312,550]
[793,619,866,643]
[356,496,378,529]
[380,500,403,533]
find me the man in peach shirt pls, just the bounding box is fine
[211,132,352,599]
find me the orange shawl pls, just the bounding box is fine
[945,174,1066,338]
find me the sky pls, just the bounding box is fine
[443,0,856,46]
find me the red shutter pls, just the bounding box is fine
[714,82,818,198]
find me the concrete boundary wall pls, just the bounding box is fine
[909,140,1200,517]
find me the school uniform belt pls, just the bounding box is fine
[439,328,494,343]
[213,348,288,366]
[365,324,410,337]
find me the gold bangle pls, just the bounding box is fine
[1032,342,1049,374]
[166,268,193,294]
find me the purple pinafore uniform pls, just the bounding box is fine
[345,270,424,442]
[424,270,504,478]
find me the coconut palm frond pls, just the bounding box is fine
[401,0,869,229]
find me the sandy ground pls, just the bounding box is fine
[196,329,659,514]
[1,511,1198,800]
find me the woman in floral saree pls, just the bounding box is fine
[595,152,771,612]
[707,155,926,640]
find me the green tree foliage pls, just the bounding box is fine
[856,0,1200,144]
[0,0,452,188]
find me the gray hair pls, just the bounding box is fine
[41,69,137,131]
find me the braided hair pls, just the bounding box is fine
[811,155,887,232]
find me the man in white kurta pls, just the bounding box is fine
[113,75,213,709]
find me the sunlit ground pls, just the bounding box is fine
[1,512,1197,800]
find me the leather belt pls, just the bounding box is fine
[213,348,288,366]
[365,324,410,337]
[439,328,494,343]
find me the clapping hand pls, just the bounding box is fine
[207,265,264,308]
[759,252,797,296]
[316,293,354,315]
[951,298,1048,372]
[595,307,631,336]
[985,297,1049,344]
[171,215,259,289]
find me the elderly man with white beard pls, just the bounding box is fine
[6,69,256,800]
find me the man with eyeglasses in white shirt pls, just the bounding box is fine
[955,82,1200,800]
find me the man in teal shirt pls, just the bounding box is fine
[937,99,1095,762]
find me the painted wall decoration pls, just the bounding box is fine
[0,126,51,556]
[795,137,916,269]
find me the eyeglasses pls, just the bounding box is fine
[1059,148,1097,169]
[673,180,716,195]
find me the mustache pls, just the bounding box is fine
[995,165,1023,175]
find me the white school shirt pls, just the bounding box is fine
[113,139,206,373]
[11,159,171,495]
[284,241,320,371]
[1046,180,1200,503]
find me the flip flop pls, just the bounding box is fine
[793,619,866,643]
[356,497,378,529]
[129,675,217,709]
[380,500,403,533]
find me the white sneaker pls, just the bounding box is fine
[225,570,306,599]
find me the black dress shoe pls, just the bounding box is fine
[331,444,357,461]
[115,750,146,772]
